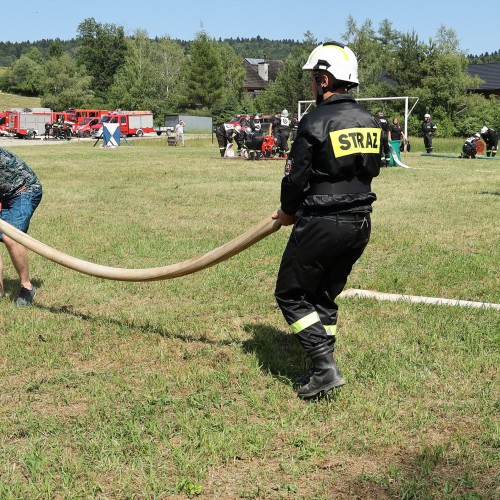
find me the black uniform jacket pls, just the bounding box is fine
[280,94,382,215]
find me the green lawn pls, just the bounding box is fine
[0,91,41,110]
[0,137,498,498]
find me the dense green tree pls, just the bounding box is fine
[254,33,317,116]
[0,49,45,95]
[76,18,127,99]
[48,40,64,59]
[210,42,247,123]
[0,22,498,136]
[107,30,186,120]
[40,53,94,110]
[452,93,498,136]
[180,30,225,113]
[342,16,400,97]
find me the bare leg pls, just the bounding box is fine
[1,234,32,289]
[0,252,4,296]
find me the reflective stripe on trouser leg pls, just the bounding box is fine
[324,324,337,336]
[290,311,321,334]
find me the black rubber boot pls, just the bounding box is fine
[295,371,312,385]
[297,345,345,400]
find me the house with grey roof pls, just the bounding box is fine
[467,63,500,97]
[244,58,284,97]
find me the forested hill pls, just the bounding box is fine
[1,36,498,68]
[0,37,302,67]
[467,50,500,64]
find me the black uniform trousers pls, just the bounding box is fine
[275,212,371,353]
[216,129,231,156]
[424,133,433,153]
[275,129,290,154]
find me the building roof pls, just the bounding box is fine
[467,63,500,91]
[244,59,284,92]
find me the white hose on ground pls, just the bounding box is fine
[340,288,500,311]
[389,144,413,168]
[0,215,282,282]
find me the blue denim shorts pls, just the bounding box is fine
[0,189,43,241]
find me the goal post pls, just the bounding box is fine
[298,96,420,139]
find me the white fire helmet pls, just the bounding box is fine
[474,133,480,139]
[302,41,359,86]
[281,109,289,117]
[481,126,488,134]
[254,115,260,120]
[424,113,431,119]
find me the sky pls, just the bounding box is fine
[2,1,497,56]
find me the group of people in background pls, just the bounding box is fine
[44,117,73,140]
[374,111,409,166]
[460,125,498,159]
[420,113,498,159]
[215,109,298,160]
[216,108,498,164]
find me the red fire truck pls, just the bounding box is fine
[73,109,109,126]
[52,109,110,136]
[92,111,154,137]
[0,111,8,134]
[6,108,54,139]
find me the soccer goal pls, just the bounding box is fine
[298,96,420,139]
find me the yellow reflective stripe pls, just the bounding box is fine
[290,311,321,334]
[324,325,337,336]
[330,128,381,158]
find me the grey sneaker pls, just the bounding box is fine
[16,286,36,307]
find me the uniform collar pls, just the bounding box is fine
[319,93,355,106]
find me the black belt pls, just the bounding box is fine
[308,178,371,195]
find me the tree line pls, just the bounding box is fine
[0,17,499,136]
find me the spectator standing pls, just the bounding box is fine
[175,119,186,147]
[389,117,405,142]
[273,41,382,400]
[421,113,437,153]
[0,147,43,306]
[480,126,498,157]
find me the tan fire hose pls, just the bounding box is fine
[0,215,282,282]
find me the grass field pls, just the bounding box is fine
[0,91,41,110]
[0,137,498,499]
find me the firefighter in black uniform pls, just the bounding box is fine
[270,109,291,157]
[290,114,299,146]
[273,41,382,400]
[244,128,265,160]
[375,111,390,166]
[233,124,246,156]
[460,133,480,159]
[215,123,237,157]
[480,126,498,157]
[421,113,437,153]
[249,115,262,133]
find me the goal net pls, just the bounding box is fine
[298,96,419,139]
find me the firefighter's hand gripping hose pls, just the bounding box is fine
[0,214,282,282]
